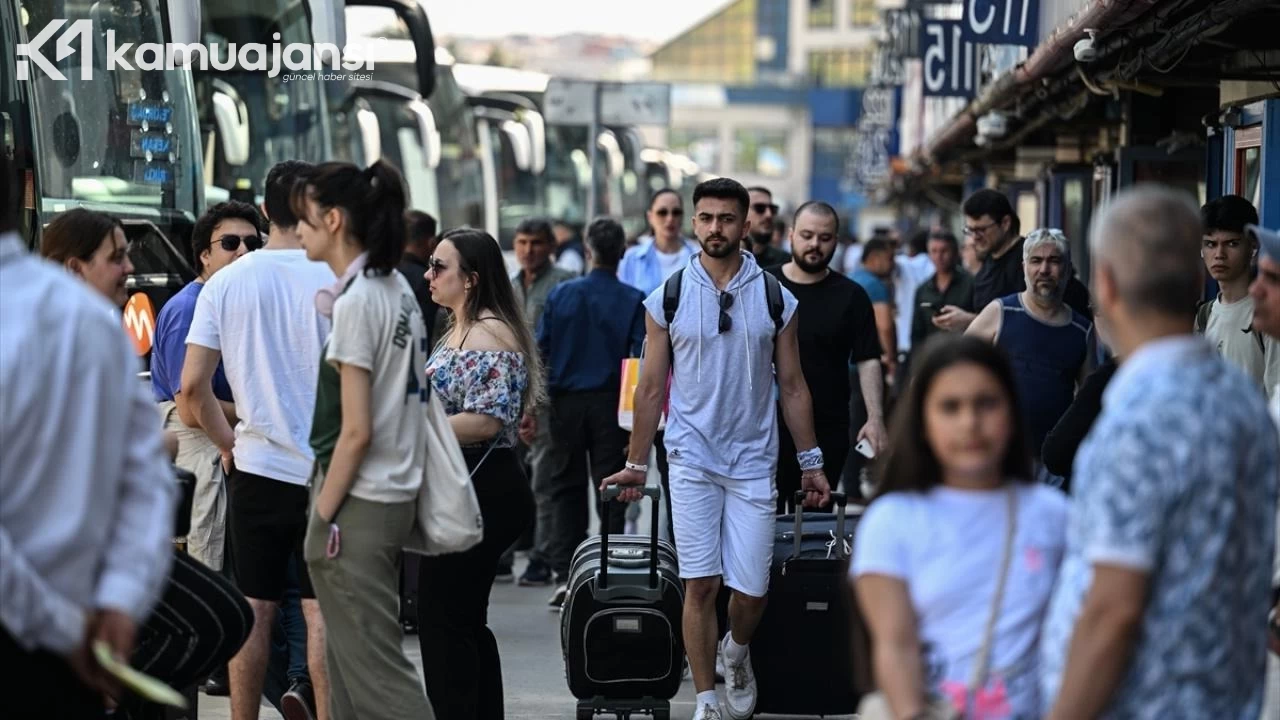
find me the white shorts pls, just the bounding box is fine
[668,463,777,598]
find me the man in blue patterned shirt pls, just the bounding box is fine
[1041,186,1279,719]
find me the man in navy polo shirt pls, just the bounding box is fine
[151,200,262,570]
[523,217,646,604]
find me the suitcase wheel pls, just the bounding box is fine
[576,701,595,720]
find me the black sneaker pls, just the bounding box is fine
[201,667,229,697]
[281,678,317,720]
[519,560,553,586]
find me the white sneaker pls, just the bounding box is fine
[692,701,724,720]
[714,638,726,682]
[722,636,757,720]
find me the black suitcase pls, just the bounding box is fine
[751,491,873,715]
[561,486,683,720]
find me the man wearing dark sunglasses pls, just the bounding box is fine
[151,200,263,573]
[747,187,789,269]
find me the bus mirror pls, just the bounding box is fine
[211,84,250,167]
[523,112,546,175]
[356,106,382,166]
[407,100,441,170]
[502,121,532,173]
[165,0,200,47]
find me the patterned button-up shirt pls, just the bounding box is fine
[1040,335,1279,719]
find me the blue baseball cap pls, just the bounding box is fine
[1248,224,1280,262]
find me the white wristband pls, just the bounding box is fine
[625,461,649,474]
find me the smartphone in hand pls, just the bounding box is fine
[855,438,875,459]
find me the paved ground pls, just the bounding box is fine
[196,468,858,719]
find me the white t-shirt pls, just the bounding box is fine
[656,247,685,280]
[851,484,1069,719]
[187,249,335,485]
[324,272,427,503]
[1205,295,1269,387]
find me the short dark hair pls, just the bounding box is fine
[908,229,930,255]
[40,208,124,264]
[746,186,772,198]
[514,217,554,246]
[693,177,750,217]
[406,210,438,246]
[264,160,312,229]
[291,160,408,275]
[928,229,959,254]
[585,217,626,268]
[191,201,264,275]
[873,333,1033,498]
[862,236,894,259]
[963,189,1016,227]
[1201,195,1259,236]
[792,201,840,233]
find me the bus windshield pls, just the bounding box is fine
[198,0,329,200]
[18,0,201,216]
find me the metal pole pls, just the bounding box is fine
[584,82,600,222]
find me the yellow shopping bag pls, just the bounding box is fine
[617,356,668,431]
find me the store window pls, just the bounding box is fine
[807,49,872,87]
[809,0,835,28]
[734,130,788,177]
[850,0,877,26]
[670,127,721,173]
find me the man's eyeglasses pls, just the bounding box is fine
[963,222,998,237]
[752,203,779,215]
[654,208,684,218]
[718,292,734,334]
[218,234,264,252]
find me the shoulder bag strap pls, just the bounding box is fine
[965,484,1018,703]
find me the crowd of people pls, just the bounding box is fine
[1,139,1277,720]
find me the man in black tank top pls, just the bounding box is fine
[966,229,1095,487]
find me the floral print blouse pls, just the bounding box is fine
[426,348,528,448]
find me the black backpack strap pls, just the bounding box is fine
[662,268,684,326]
[762,271,784,336]
[1194,300,1212,335]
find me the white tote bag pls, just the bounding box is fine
[403,387,485,556]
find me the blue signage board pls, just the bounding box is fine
[960,0,1041,46]
[919,19,978,98]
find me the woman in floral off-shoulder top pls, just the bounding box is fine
[418,227,543,719]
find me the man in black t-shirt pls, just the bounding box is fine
[936,190,1092,334]
[767,201,886,511]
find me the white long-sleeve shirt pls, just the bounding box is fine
[0,233,175,655]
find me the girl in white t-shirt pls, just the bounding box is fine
[294,160,434,720]
[851,334,1068,720]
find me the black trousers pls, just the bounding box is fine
[529,390,629,578]
[418,447,535,720]
[777,421,851,514]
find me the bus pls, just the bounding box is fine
[6,0,205,364]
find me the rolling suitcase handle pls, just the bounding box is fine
[600,485,662,591]
[791,490,848,560]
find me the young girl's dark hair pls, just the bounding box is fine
[290,160,407,274]
[873,334,1033,498]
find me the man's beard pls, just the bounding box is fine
[1030,278,1063,302]
[700,234,740,259]
[750,229,773,247]
[793,249,831,274]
